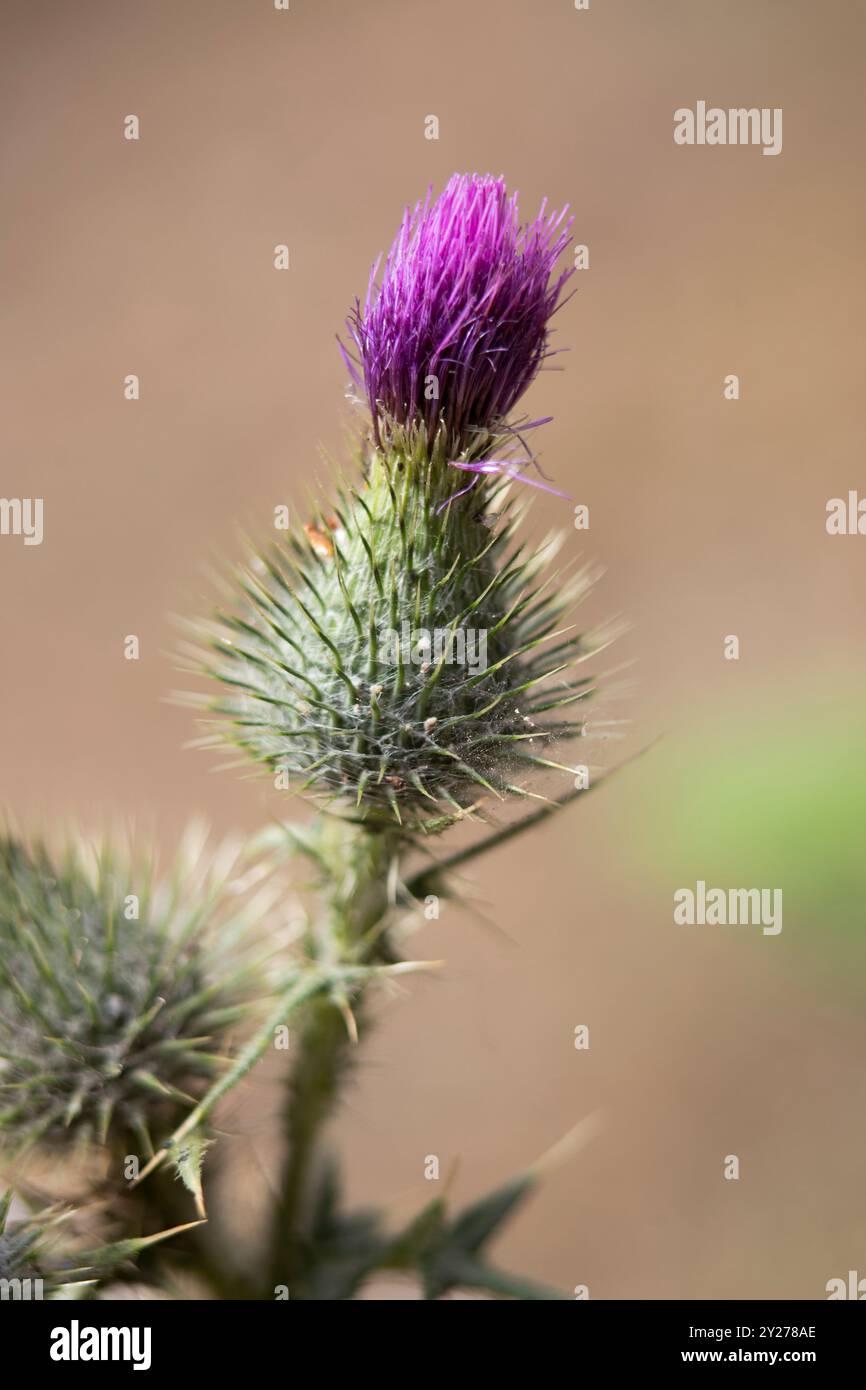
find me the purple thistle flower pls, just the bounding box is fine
[342,173,574,458]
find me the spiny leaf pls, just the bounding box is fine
[168,1131,213,1218]
[448,1172,537,1254]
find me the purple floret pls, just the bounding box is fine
[342,173,574,456]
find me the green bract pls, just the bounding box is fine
[190,433,603,829]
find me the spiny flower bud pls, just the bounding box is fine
[0,1193,90,1296]
[0,1189,198,1296]
[188,175,603,829]
[0,826,283,1156]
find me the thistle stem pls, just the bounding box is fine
[266,819,399,1297]
[266,996,362,1292]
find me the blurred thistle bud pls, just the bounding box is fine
[186,175,609,829]
[0,1188,199,1297]
[0,825,287,1157]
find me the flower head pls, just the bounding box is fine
[343,173,573,456]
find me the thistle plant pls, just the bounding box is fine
[192,174,589,825]
[1,174,615,1300]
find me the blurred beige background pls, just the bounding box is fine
[2,0,865,1297]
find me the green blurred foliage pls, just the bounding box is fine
[627,683,866,991]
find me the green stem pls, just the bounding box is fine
[266,819,398,1297]
[266,996,361,1292]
